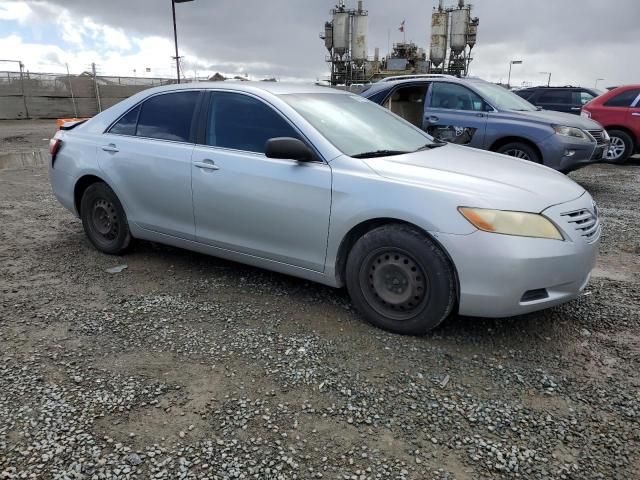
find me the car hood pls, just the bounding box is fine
[363,144,585,212]
[503,108,602,130]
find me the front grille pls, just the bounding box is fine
[588,129,607,146]
[561,208,600,243]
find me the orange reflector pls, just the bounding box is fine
[459,208,496,232]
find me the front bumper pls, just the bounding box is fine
[436,193,600,318]
[539,134,609,173]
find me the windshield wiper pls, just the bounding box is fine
[415,140,447,152]
[351,150,410,159]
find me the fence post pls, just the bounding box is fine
[66,64,78,118]
[19,61,29,119]
[92,62,102,113]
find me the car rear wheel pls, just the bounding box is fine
[605,129,633,163]
[496,142,541,164]
[345,224,456,335]
[80,182,131,255]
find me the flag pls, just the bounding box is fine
[399,20,405,32]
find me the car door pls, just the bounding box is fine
[190,91,332,272]
[424,82,488,147]
[97,90,201,239]
[536,89,573,113]
[629,92,640,143]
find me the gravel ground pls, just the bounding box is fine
[1,121,639,480]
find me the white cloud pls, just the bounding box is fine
[0,2,31,23]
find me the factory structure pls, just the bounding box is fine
[320,0,479,86]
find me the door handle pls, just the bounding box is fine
[571,107,581,111]
[427,116,439,124]
[194,159,220,171]
[632,112,640,117]
[101,144,119,153]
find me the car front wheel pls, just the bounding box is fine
[605,129,633,164]
[80,182,131,255]
[345,224,456,335]
[496,142,541,164]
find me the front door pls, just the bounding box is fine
[424,82,488,148]
[97,90,200,239]
[191,91,332,272]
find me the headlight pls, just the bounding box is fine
[580,110,591,119]
[458,207,564,240]
[553,125,590,141]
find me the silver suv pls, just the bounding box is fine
[362,76,609,172]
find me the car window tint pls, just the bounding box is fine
[382,85,428,127]
[430,82,485,111]
[136,91,199,142]
[578,91,595,105]
[207,92,300,153]
[538,90,572,104]
[604,89,640,107]
[109,105,140,136]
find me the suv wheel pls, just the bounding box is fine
[80,182,131,255]
[605,129,633,163]
[345,224,456,335]
[496,142,541,163]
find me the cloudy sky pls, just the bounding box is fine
[1,0,638,88]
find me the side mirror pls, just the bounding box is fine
[265,137,315,162]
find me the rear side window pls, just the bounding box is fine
[206,92,300,153]
[136,91,199,142]
[577,91,596,105]
[516,90,534,100]
[110,105,140,136]
[538,90,572,104]
[383,85,428,127]
[604,89,640,107]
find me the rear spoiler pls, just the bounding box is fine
[58,118,89,131]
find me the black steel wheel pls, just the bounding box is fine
[346,224,456,335]
[80,182,131,255]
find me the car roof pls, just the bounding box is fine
[363,76,480,96]
[136,81,351,97]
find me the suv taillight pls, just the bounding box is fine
[49,138,62,165]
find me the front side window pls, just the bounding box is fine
[280,93,433,157]
[136,91,199,142]
[538,90,572,104]
[471,82,537,111]
[430,82,485,112]
[206,92,300,153]
[578,91,596,105]
[604,89,640,107]
[110,105,140,136]
[383,85,428,127]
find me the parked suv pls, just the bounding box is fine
[581,85,640,163]
[515,86,602,115]
[362,76,609,172]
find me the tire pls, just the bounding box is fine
[605,129,634,164]
[80,182,131,255]
[496,142,541,164]
[345,224,456,335]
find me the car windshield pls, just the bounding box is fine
[280,93,434,158]
[471,82,538,111]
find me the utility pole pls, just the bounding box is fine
[66,63,78,118]
[540,71,551,87]
[92,62,102,113]
[507,60,523,89]
[171,0,194,84]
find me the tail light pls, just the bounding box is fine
[49,138,62,166]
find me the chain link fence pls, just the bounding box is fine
[0,71,182,120]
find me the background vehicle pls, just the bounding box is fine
[581,85,640,163]
[515,86,602,115]
[362,77,608,173]
[50,83,599,335]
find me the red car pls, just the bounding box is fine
[581,85,640,163]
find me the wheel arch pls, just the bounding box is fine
[489,136,543,162]
[333,218,460,305]
[74,174,108,216]
[605,125,637,145]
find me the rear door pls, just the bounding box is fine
[97,90,201,239]
[536,89,574,113]
[424,82,488,147]
[629,91,640,144]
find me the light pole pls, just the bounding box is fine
[171,0,194,84]
[540,71,551,87]
[595,78,604,89]
[507,60,523,89]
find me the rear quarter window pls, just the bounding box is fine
[604,89,640,107]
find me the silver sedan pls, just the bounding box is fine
[49,82,600,335]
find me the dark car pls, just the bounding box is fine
[515,86,602,115]
[362,75,609,172]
